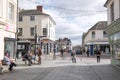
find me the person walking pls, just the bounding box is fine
[71,49,76,63]
[37,47,42,64]
[95,49,101,63]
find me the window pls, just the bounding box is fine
[103,31,107,38]
[30,27,34,36]
[18,28,23,36]
[43,28,47,35]
[18,45,25,49]
[19,16,23,21]
[8,2,14,20]
[110,2,114,22]
[30,16,35,21]
[114,32,120,41]
[0,0,3,17]
[91,31,95,38]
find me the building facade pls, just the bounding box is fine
[0,0,17,60]
[104,0,120,65]
[56,38,72,52]
[84,21,110,55]
[18,6,56,56]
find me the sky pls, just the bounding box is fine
[19,0,107,46]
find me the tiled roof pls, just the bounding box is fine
[84,21,107,37]
[104,0,111,7]
[19,10,49,16]
[89,21,107,30]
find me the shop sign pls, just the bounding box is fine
[42,39,49,43]
[5,24,16,32]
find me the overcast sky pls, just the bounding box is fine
[19,0,107,46]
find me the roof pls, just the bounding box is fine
[19,10,49,16]
[89,21,107,30]
[84,21,107,37]
[19,10,56,25]
[104,0,111,7]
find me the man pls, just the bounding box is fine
[23,51,33,66]
[71,49,76,63]
[95,49,101,63]
[60,48,64,58]
[37,47,42,64]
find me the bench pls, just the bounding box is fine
[1,60,7,65]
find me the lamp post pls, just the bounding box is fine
[34,25,37,56]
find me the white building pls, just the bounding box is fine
[104,0,120,65]
[0,0,17,60]
[18,6,56,55]
[84,21,110,55]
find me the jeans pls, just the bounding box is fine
[97,56,100,63]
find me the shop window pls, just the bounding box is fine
[114,32,120,41]
[114,44,120,59]
[5,41,15,58]
[18,45,25,49]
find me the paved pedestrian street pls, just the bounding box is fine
[0,55,120,80]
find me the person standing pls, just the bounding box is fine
[86,49,89,57]
[60,48,64,58]
[71,49,76,63]
[96,49,101,63]
[37,47,42,64]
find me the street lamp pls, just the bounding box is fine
[34,25,37,55]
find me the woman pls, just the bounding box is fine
[3,52,17,71]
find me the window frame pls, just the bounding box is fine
[0,0,3,17]
[18,28,23,36]
[19,16,23,21]
[43,28,47,36]
[30,27,35,36]
[8,2,14,21]
[110,2,114,22]
[30,16,35,21]
[103,31,107,38]
[91,31,95,38]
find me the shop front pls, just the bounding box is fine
[4,37,16,58]
[105,18,120,65]
[110,32,120,65]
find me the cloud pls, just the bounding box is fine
[19,0,107,46]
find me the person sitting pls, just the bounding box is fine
[3,52,17,72]
[22,51,33,66]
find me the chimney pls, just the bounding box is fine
[37,6,42,12]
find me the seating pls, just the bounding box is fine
[1,60,7,65]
